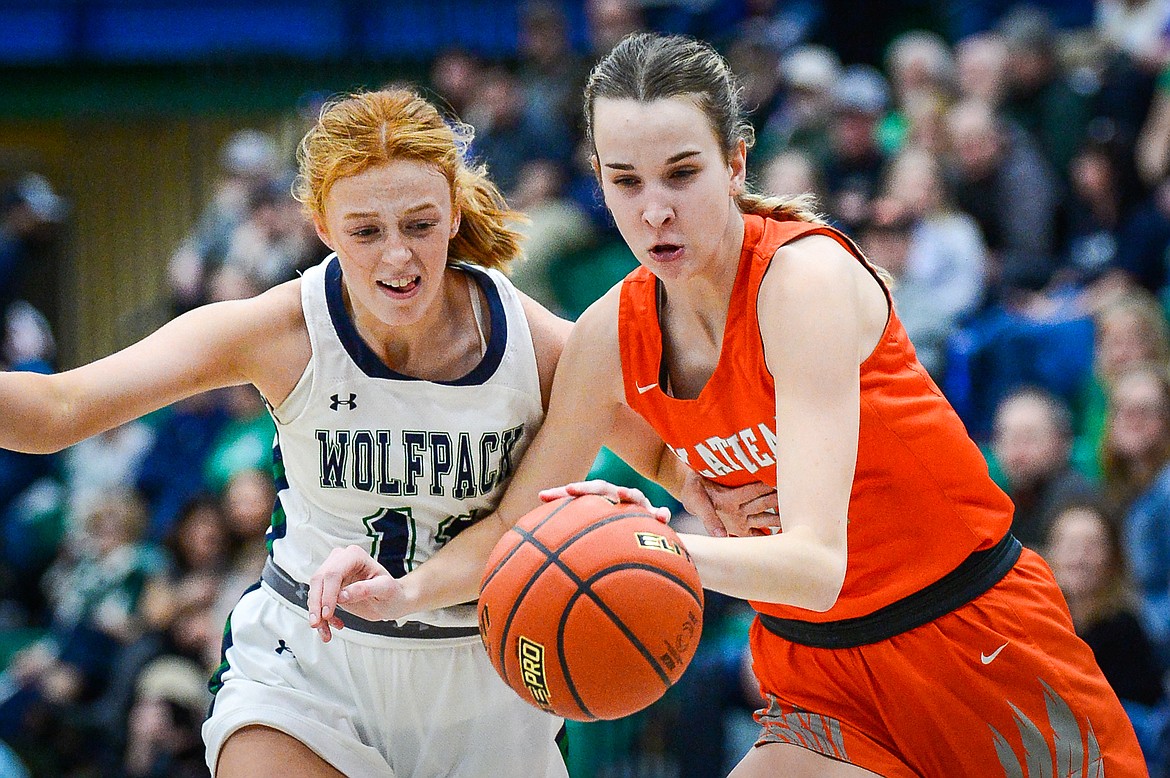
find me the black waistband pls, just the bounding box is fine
[757,532,1022,649]
[261,558,481,639]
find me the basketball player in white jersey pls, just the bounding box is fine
[0,87,681,777]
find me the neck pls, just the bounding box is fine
[660,206,745,331]
[346,270,481,380]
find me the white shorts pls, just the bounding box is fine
[203,581,567,777]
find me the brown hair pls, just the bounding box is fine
[293,88,524,271]
[583,32,824,224]
[1100,361,1170,506]
[1046,499,1136,629]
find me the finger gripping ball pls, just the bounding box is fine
[478,495,704,721]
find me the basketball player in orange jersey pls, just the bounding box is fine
[308,34,1147,776]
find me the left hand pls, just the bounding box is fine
[308,545,413,643]
[538,479,672,523]
[681,471,779,537]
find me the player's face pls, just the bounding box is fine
[592,96,745,281]
[315,158,460,331]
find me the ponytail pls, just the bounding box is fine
[450,163,527,272]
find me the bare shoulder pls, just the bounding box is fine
[767,233,864,290]
[761,232,887,361]
[516,290,573,410]
[231,278,311,404]
[517,290,573,357]
[574,283,622,353]
[562,284,623,382]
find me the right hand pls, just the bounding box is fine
[680,471,779,537]
[538,479,672,523]
[308,545,412,643]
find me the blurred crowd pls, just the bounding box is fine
[8,0,1170,775]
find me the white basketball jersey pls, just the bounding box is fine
[268,255,544,628]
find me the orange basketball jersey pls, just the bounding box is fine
[618,213,1015,623]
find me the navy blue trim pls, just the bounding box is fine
[324,256,507,385]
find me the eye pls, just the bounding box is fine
[669,167,698,181]
[350,226,379,239]
[611,175,639,189]
[408,220,439,232]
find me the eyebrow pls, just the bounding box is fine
[342,203,440,220]
[603,150,701,170]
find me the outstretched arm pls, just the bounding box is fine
[0,281,307,454]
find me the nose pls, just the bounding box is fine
[642,190,674,229]
[381,232,411,265]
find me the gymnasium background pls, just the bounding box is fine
[3,0,1170,776]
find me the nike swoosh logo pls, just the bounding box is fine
[636,382,658,395]
[980,642,1008,664]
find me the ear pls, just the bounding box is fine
[729,138,747,195]
[590,154,601,183]
[449,207,462,240]
[312,214,335,251]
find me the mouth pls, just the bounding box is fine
[377,276,421,297]
[648,243,684,263]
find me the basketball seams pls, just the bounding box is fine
[491,510,645,697]
[480,496,702,722]
[480,497,578,590]
[555,562,703,720]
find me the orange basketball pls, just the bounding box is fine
[478,495,704,721]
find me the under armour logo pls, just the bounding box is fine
[275,639,295,657]
[330,393,357,411]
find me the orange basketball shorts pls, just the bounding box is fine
[748,548,1148,777]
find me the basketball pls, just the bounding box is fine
[478,495,704,722]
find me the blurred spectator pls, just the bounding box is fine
[1060,130,1141,285]
[139,496,231,648]
[585,0,645,57]
[517,2,589,137]
[822,64,891,230]
[1076,288,1170,469]
[997,4,1093,180]
[1095,0,1170,72]
[1045,500,1166,759]
[758,44,842,167]
[725,33,787,160]
[201,384,275,497]
[1101,362,1170,513]
[61,420,156,536]
[988,387,1099,548]
[0,490,165,772]
[944,98,1062,298]
[465,67,572,196]
[122,656,211,778]
[134,391,232,542]
[0,174,67,318]
[509,159,597,315]
[760,149,827,206]
[1107,366,1170,662]
[165,129,284,313]
[203,263,264,305]
[955,31,1012,106]
[878,149,989,374]
[219,177,322,291]
[880,30,957,153]
[429,48,481,119]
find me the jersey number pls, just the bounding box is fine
[363,507,416,577]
